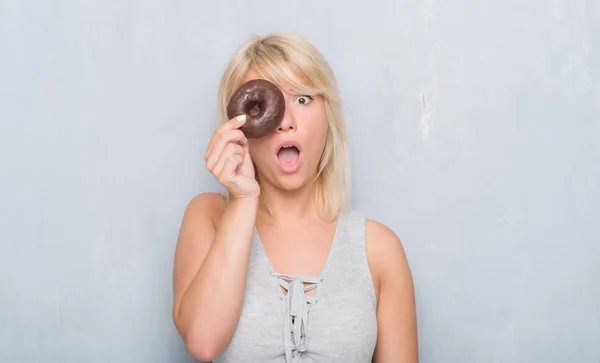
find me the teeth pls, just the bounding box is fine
[278,144,298,151]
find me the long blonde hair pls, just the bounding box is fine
[216,31,351,221]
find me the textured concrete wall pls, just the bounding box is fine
[1,1,598,362]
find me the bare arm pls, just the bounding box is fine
[367,219,419,363]
[173,114,259,360]
[172,193,258,361]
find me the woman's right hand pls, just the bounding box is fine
[204,114,260,200]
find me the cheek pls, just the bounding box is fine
[306,117,330,160]
[248,140,272,163]
[314,109,330,142]
[304,104,329,139]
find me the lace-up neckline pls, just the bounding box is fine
[252,212,347,362]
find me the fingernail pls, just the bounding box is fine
[236,114,246,121]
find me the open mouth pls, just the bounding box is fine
[275,142,302,173]
[277,145,301,166]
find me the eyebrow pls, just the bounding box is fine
[286,88,316,96]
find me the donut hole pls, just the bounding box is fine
[246,100,263,117]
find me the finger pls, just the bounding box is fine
[205,126,247,162]
[205,129,247,168]
[241,141,252,165]
[224,114,247,130]
[209,143,245,176]
[207,136,245,172]
[218,154,244,183]
[205,115,248,160]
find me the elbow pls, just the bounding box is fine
[173,307,226,361]
[183,329,222,362]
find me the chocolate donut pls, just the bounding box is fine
[226,79,286,138]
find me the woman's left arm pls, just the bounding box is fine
[366,219,419,363]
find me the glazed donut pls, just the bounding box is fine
[226,79,286,138]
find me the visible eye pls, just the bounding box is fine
[294,95,313,105]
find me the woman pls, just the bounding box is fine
[172,31,418,363]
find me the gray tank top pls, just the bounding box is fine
[213,210,378,363]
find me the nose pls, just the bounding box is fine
[276,108,296,133]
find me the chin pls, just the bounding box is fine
[272,173,312,192]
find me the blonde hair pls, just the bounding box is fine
[216,31,351,221]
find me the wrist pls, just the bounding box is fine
[229,194,259,207]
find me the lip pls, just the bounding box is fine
[275,140,302,154]
[275,139,302,174]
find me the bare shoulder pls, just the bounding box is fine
[174,191,227,266]
[365,218,418,362]
[172,192,227,321]
[365,219,411,287]
[365,218,404,252]
[183,192,227,225]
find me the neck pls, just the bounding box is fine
[257,179,319,224]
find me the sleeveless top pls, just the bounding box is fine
[213,210,378,363]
